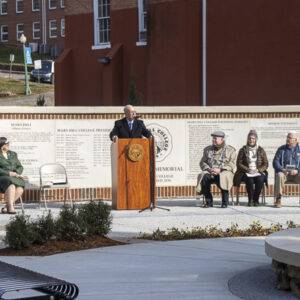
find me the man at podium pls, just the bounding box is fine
[109,104,152,141]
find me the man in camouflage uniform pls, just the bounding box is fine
[196,131,236,208]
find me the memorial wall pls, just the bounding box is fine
[1,106,299,201]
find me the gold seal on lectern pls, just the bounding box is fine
[127,144,144,162]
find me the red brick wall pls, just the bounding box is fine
[0,0,65,51]
[56,0,201,106]
[56,0,300,106]
[207,0,300,105]
[65,0,93,15]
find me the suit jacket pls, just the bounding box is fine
[109,117,152,141]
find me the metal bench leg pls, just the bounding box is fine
[236,187,240,205]
[43,189,48,210]
[262,185,266,205]
[19,196,24,214]
[38,189,41,209]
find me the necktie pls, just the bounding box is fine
[129,121,133,131]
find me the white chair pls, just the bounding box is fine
[16,196,24,214]
[39,163,72,209]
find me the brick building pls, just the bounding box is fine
[0,0,65,55]
[56,0,300,106]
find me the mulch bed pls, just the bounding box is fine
[0,236,124,256]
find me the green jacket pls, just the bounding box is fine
[0,151,25,192]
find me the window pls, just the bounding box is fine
[93,0,110,48]
[60,0,65,8]
[16,23,24,41]
[137,0,147,45]
[32,22,40,39]
[49,20,57,38]
[0,0,7,15]
[16,0,24,13]
[32,0,40,11]
[49,0,56,9]
[0,25,8,42]
[61,18,65,37]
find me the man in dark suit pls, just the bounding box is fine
[109,105,152,141]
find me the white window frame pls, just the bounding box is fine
[32,22,40,39]
[32,0,40,11]
[0,25,8,42]
[136,0,147,46]
[16,0,24,13]
[49,0,56,10]
[49,19,57,38]
[16,23,24,41]
[92,0,111,50]
[0,0,8,15]
[61,18,65,37]
[60,0,65,8]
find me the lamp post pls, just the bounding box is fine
[20,33,30,95]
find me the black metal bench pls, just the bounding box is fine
[0,260,79,299]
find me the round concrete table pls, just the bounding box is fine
[266,228,300,298]
[265,228,300,267]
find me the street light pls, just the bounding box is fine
[20,33,31,95]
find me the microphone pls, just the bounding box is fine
[134,112,142,119]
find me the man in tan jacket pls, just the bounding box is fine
[196,131,236,208]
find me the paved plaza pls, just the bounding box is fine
[0,196,299,299]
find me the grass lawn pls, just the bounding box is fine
[0,45,53,65]
[0,77,53,97]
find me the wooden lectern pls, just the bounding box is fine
[111,138,156,210]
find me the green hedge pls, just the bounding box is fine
[4,201,112,250]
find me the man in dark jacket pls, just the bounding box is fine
[273,131,300,208]
[109,105,152,141]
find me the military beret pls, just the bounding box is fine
[211,131,225,138]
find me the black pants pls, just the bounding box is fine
[241,173,264,203]
[201,173,229,205]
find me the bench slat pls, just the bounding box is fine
[0,261,79,299]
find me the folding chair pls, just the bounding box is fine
[198,184,234,206]
[39,163,72,209]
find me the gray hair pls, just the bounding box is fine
[287,131,299,140]
[124,104,134,113]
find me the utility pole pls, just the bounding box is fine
[202,0,207,106]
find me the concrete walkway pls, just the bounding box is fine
[0,237,296,300]
[0,197,299,299]
[108,197,300,241]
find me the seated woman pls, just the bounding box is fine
[0,137,25,214]
[233,130,268,206]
